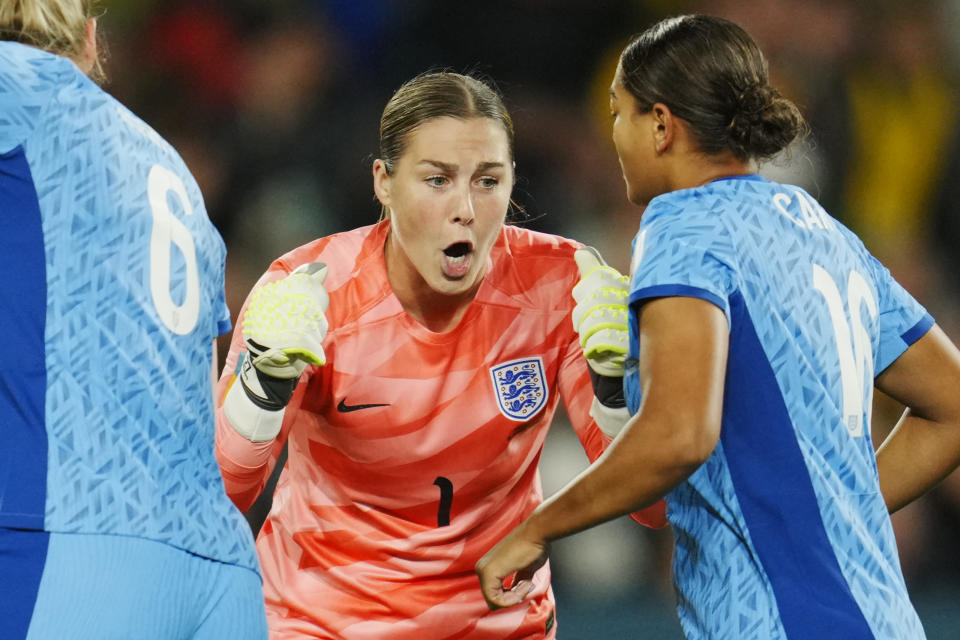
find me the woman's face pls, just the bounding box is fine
[374,116,513,297]
[609,64,660,206]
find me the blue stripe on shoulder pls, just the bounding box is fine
[0,146,48,528]
[630,283,726,311]
[901,313,934,346]
[722,290,875,639]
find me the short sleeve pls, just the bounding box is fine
[628,198,737,323]
[869,254,934,373]
[214,244,232,337]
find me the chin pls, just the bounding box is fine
[436,277,474,297]
[626,187,648,207]
[627,180,662,207]
[432,268,481,297]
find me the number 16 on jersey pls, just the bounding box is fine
[812,263,878,438]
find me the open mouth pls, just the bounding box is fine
[444,242,472,259]
[441,242,473,278]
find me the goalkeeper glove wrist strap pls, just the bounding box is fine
[590,397,631,439]
[239,357,299,411]
[588,368,626,409]
[223,380,285,442]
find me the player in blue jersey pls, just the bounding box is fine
[477,14,960,640]
[0,2,266,639]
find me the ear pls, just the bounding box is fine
[372,159,391,207]
[77,18,98,75]
[650,103,676,154]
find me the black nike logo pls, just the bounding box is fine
[336,398,390,412]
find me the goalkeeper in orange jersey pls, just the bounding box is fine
[215,71,667,640]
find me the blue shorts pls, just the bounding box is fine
[1,528,267,640]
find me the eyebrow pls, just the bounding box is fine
[418,159,506,172]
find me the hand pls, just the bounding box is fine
[572,247,629,431]
[572,247,629,378]
[238,262,329,411]
[244,262,329,376]
[475,522,549,610]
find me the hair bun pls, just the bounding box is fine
[727,83,805,160]
[734,84,769,121]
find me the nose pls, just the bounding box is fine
[451,185,475,226]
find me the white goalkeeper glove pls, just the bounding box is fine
[572,247,631,437]
[224,263,329,441]
[572,246,629,378]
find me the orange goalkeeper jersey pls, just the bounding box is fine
[216,221,666,639]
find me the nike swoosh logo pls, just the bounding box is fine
[337,398,390,413]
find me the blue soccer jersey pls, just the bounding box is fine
[0,42,256,572]
[624,175,932,639]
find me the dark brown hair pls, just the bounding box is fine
[619,14,807,161]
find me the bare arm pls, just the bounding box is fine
[476,296,727,608]
[875,324,960,513]
[556,328,668,529]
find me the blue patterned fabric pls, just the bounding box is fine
[624,175,931,639]
[0,43,256,572]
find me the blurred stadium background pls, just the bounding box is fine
[97,0,960,636]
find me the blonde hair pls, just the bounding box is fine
[0,0,104,81]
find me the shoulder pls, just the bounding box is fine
[0,43,81,152]
[645,180,749,223]
[1,43,191,185]
[0,42,77,88]
[484,225,581,309]
[630,185,744,287]
[268,223,386,289]
[499,224,581,256]
[639,181,761,252]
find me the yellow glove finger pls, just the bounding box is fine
[577,304,628,346]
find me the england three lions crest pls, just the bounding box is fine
[490,357,548,421]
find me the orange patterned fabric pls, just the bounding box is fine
[216,221,666,639]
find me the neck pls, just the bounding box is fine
[671,154,753,192]
[401,283,478,333]
[662,127,754,192]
